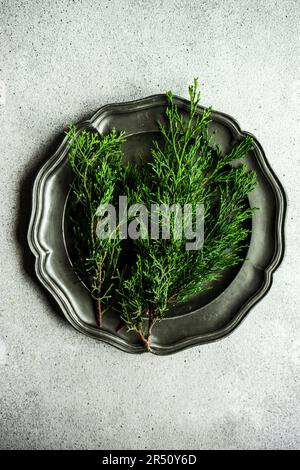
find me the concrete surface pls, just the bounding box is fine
[0,0,299,450]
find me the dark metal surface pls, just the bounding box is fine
[27,95,286,354]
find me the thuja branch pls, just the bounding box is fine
[66,80,257,350]
[66,125,125,326]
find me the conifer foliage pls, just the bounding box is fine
[66,80,257,350]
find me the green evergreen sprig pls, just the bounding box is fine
[66,80,257,349]
[66,126,126,324]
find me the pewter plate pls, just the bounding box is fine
[27,95,286,354]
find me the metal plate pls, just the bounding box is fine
[27,94,286,354]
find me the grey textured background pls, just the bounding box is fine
[0,0,299,450]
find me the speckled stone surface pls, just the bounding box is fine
[0,0,299,450]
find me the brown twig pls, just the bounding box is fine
[96,269,102,326]
[137,306,155,351]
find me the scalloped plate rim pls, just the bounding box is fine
[27,94,286,355]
